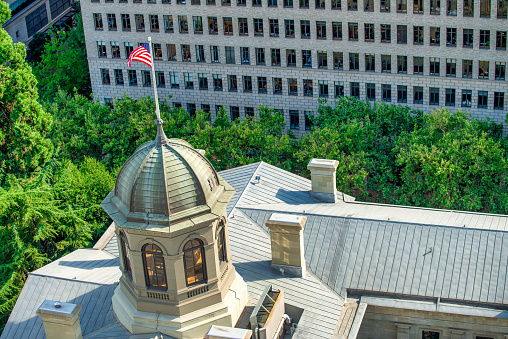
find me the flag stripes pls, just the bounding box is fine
[128,43,152,68]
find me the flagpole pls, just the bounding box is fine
[147,37,161,122]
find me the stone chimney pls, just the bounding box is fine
[36,300,83,339]
[265,213,307,277]
[307,158,339,203]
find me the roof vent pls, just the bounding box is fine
[266,213,307,277]
[36,300,83,339]
[307,158,339,203]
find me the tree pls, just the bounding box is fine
[33,2,91,101]
[0,2,53,181]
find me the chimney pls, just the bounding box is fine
[36,300,83,339]
[307,158,339,203]
[265,213,307,277]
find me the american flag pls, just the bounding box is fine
[128,43,152,68]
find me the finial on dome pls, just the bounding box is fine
[155,118,168,147]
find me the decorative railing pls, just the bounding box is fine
[147,291,172,300]
[220,265,229,281]
[187,285,209,298]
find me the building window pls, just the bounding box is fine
[499,0,508,17]
[115,69,124,85]
[478,91,488,108]
[143,244,167,290]
[463,59,473,78]
[381,24,391,42]
[494,92,505,109]
[332,22,342,40]
[256,48,265,65]
[447,0,457,14]
[429,87,439,105]
[228,75,238,92]
[495,62,506,80]
[446,28,457,46]
[382,84,391,102]
[480,30,490,49]
[300,0,310,7]
[349,53,359,71]
[397,55,407,73]
[397,25,407,43]
[216,222,228,264]
[193,16,203,34]
[413,86,423,104]
[164,44,175,61]
[273,77,282,94]
[316,0,325,8]
[183,239,206,286]
[258,77,267,93]
[301,20,311,38]
[285,19,295,37]
[107,14,117,31]
[170,72,179,88]
[445,88,455,106]
[462,89,472,107]
[303,50,312,67]
[226,46,235,64]
[198,73,208,90]
[142,71,151,87]
[365,54,375,71]
[446,58,456,76]
[182,45,191,61]
[290,110,300,129]
[430,27,440,45]
[304,79,313,96]
[245,107,255,117]
[479,60,489,79]
[317,21,326,39]
[254,18,264,36]
[430,0,440,13]
[464,0,474,15]
[366,83,375,100]
[230,106,240,121]
[178,15,188,33]
[335,81,345,97]
[253,0,262,6]
[268,0,277,6]
[285,0,294,7]
[422,331,440,339]
[463,29,473,48]
[128,70,137,86]
[413,0,423,12]
[350,82,360,98]
[94,13,103,30]
[365,23,374,41]
[269,19,279,37]
[211,46,220,63]
[101,68,111,85]
[213,74,223,91]
[208,17,218,34]
[381,55,391,72]
[348,0,358,10]
[413,26,424,45]
[319,80,329,97]
[194,45,204,62]
[50,0,71,18]
[135,14,145,31]
[237,18,248,35]
[287,49,296,66]
[121,14,131,31]
[332,0,341,9]
[243,76,253,92]
[223,17,233,35]
[480,0,491,16]
[111,42,120,58]
[288,78,298,95]
[397,0,407,12]
[202,105,211,120]
[413,56,424,75]
[120,232,131,277]
[380,0,390,10]
[334,52,344,70]
[97,41,107,58]
[149,15,159,32]
[153,43,162,60]
[429,57,440,75]
[304,111,313,130]
[155,71,165,88]
[398,85,407,103]
[271,48,281,66]
[318,51,327,69]
[497,31,507,50]
[241,47,250,64]
[348,22,359,40]
[364,0,373,10]
[184,72,194,89]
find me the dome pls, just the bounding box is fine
[102,121,234,231]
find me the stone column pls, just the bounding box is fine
[394,322,411,339]
[36,300,83,339]
[307,158,339,203]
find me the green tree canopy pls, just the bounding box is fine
[0,2,53,181]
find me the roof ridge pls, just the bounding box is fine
[227,162,263,219]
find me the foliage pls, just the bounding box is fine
[0,2,53,182]
[26,32,49,64]
[32,2,91,101]
[0,158,115,331]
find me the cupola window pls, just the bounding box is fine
[142,244,167,290]
[120,231,132,278]
[217,222,227,264]
[183,239,206,286]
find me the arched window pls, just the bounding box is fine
[183,239,206,286]
[120,231,132,278]
[142,243,167,290]
[217,223,227,264]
